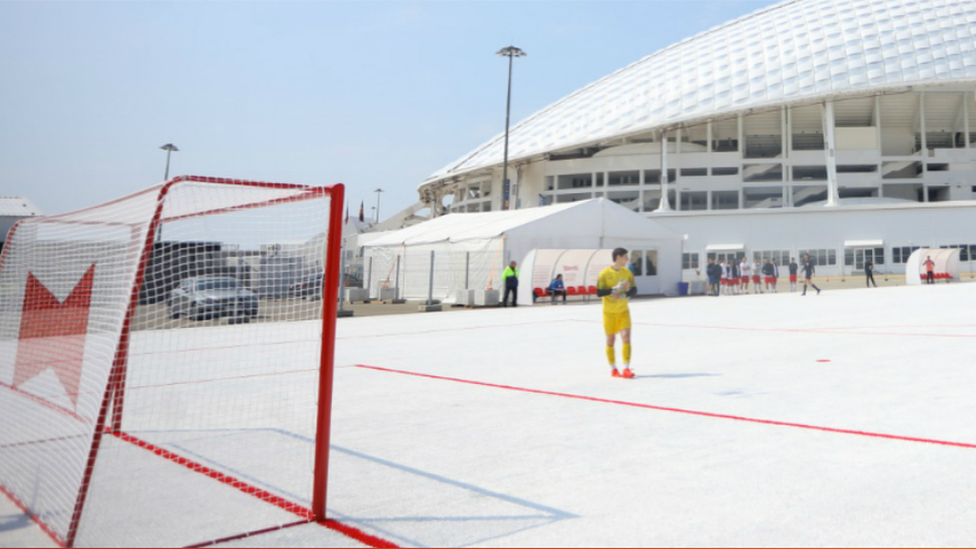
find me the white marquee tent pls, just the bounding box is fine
[361,199,683,304]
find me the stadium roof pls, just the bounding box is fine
[425,0,976,186]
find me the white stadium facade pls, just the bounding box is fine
[416,0,976,281]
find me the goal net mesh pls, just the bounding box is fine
[0,177,338,547]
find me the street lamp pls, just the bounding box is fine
[160,143,179,180]
[374,188,385,223]
[497,45,526,210]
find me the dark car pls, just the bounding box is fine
[168,276,259,321]
[289,272,324,300]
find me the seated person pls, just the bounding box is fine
[548,274,567,304]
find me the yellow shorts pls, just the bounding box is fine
[603,310,632,335]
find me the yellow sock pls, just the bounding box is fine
[623,343,631,364]
[606,345,616,366]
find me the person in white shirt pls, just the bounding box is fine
[739,259,751,295]
[771,259,780,293]
[720,259,731,295]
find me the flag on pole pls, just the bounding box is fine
[359,201,364,222]
[344,202,349,224]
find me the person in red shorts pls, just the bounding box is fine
[739,258,750,294]
[788,257,799,293]
[751,259,762,294]
[761,258,774,292]
[770,258,780,293]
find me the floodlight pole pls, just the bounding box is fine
[374,188,385,223]
[160,143,179,180]
[497,46,526,210]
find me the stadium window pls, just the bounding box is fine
[682,253,699,270]
[712,167,739,176]
[711,191,739,210]
[707,251,743,264]
[680,168,708,177]
[608,171,640,186]
[891,246,920,264]
[743,164,783,182]
[752,250,790,265]
[679,192,708,211]
[744,187,783,208]
[799,249,836,266]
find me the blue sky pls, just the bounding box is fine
[0,1,772,220]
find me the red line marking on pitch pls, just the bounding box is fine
[113,431,399,548]
[354,364,976,451]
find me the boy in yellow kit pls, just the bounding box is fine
[596,247,637,378]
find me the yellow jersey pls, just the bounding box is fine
[597,266,635,314]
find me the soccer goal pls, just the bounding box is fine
[0,176,344,547]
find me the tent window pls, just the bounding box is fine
[645,250,658,276]
[630,250,644,276]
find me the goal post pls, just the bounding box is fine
[0,176,345,547]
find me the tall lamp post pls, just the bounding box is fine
[497,45,526,210]
[374,188,385,224]
[160,143,179,180]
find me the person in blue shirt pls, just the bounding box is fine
[548,274,567,304]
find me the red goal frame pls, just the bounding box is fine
[0,176,345,548]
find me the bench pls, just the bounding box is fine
[533,286,597,304]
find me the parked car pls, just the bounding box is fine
[289,272,324,300]
[168,276,259,321]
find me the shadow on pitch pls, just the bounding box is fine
[327,444,578,548]
[635,373,722,379]
[0,513,31,533]
[122,428,576,548]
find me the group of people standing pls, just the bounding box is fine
[703,254,821,296]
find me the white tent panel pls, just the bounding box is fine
[362,199,683,304]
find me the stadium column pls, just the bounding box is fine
[822,100,840,207]
[656,129,672,212]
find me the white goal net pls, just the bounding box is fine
[0,176,344,547]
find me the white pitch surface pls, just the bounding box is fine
[5,282,976,547]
